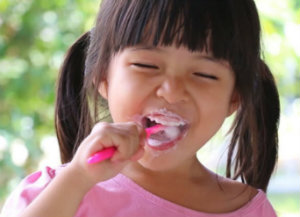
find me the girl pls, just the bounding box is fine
[1,0,280,216]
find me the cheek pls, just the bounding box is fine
[191,87,234,131]
[194,88,233,111]
[107,75,149,122]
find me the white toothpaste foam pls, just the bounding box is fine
[147,126,181,147]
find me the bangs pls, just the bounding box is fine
[93,0,261,88]
[108,0,252,61]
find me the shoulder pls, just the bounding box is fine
[215,176,258,209]
[218,176,258,200]
[0,166,61,217]
[8,165,58,195]
[214,176,277,216]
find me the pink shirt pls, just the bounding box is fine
[1,166,277,217]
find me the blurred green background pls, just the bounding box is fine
[0,0,299,216]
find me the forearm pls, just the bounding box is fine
[20,166,93,217]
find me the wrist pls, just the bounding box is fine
[62,164,96,194]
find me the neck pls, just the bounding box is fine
[122,156,209,185]
[121,157,216,210]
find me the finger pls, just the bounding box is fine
[87,122,143,162]
[136,123,146,142]
[86,131,115,152]
[110,135,138,161]
[111,122,141,155]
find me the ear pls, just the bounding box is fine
[227,90,240,117]
[98,80,108,99]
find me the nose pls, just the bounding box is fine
[156,76,189,104]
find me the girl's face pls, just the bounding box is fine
[99,45,238,171]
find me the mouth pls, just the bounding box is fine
[141,110,189,150]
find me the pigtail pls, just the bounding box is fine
[227,60,280,191]
[55,32,92,163]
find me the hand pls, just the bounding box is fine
[68,122,145,188]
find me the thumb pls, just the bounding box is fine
[134,121,146,142]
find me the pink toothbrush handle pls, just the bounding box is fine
[88,125,161,164]
[87,147,117,164]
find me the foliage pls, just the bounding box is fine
[257,0,300,106]
[0,0,99,205]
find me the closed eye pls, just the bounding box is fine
[132,63,159,69]
[193,72,218,80]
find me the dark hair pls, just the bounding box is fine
[55,0,280,191]
[55,32,93,163]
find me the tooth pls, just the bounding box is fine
[148,116,185,126]
[148,139,163,147]
[164,126,180,139]
[147,126,181,147]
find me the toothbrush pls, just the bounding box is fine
[87,146,117,164]
[145,124,163,138]
[87,125,163,164]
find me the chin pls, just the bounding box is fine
[137,146,181,172]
